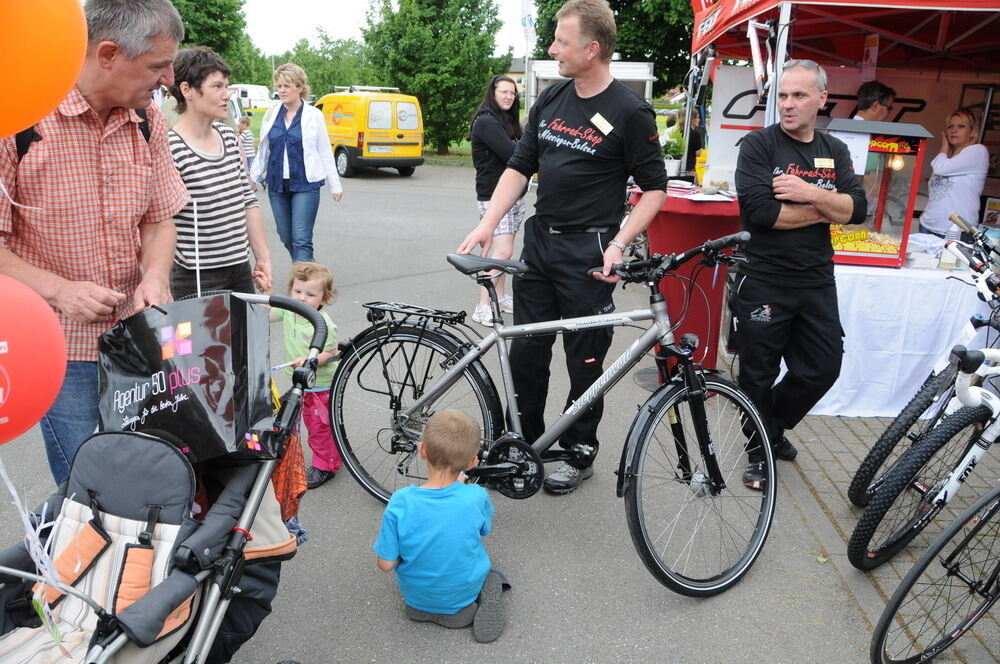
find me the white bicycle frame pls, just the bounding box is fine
[934,243,1000,506]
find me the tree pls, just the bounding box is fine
[224,33,271,86]
[174,0,246,54]
[275,32,384,96]
[533,0,692,95]
[365,0,510,154]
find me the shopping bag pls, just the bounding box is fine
[97,293,273,461]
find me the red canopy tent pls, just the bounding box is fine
[690,0,1000,74]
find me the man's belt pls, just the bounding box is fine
[548,225,613,234]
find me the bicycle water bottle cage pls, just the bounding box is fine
[951,345,985,373]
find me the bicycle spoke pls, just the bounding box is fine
[626,379,775,596]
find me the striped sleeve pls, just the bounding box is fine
[168,123,253,270]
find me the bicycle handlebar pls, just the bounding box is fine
[944,241,1000,301]
[950,212,997,256]
[950,345,1000,411]
[587,231,750,282]
[235,293,328,354]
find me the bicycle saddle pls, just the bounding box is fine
[447,254,530,275]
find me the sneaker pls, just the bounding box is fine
[542,462,594,495]
[471,304,492,327]
[473,571,505,643]
[773,436,798,462]
[499,295,514,314]
[306,466,336,489]
[742,462,767,491]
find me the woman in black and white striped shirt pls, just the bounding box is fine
[167,47,272,299]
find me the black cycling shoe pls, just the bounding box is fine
[773,436,798,462]
[742,462,767,491]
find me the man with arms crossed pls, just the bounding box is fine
[459,0,666,495]
[734,59,866,489]
[0,0,189,484]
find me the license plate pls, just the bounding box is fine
[368,146,393,154]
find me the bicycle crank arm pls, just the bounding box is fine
[465,462,519,479]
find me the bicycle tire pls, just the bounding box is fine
[871,484,1000,664]
[848,404,991,571]
[330,324,504,503]
[849,365,957,507]
[623,377,777,597]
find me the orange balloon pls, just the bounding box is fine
[0,275,67,445]
[0,0,87,137]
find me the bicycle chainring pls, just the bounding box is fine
[485,435,544,499]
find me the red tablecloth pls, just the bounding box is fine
[642,193,741,369]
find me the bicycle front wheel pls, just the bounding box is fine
[871,484,1000,664]
[848,405,991,571]
[623,377,777,597]
[330,324,503,502]
[849,366,956,507]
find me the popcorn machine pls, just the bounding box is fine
[825,119,934,268]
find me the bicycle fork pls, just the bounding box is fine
[662,345,727,496]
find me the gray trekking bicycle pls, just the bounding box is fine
[329,232,776,596]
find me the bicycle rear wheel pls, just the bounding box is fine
[623,377,776,597]
[330,324,503,502]
[871,484,1000,664]
[848,405,991,571]
[849,366,957,507]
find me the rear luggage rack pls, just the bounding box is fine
[363,301,467,325]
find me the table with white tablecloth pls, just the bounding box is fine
[809,264,991,417]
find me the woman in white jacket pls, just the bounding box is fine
[251,63,342,262]
[919,107,989,237]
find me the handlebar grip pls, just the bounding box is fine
[945,241,983,272]
[951,345,986,373]
[704,231,751,251]
[585,264,625,277]
[268,295,328,351]
[949,213,974,235]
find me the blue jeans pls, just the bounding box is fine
[268,185,321,262]
[39,361,100,485]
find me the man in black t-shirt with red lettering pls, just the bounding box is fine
[734,59,866,490]
[459,0,666,495]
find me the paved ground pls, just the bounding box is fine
[0,164,997,663]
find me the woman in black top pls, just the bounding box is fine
[468,75,526,325]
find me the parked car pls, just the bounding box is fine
[228,84,275,115]
[313,86,424,177]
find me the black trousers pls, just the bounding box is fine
[510,217,616,467]
[171,261,255,300]
[732,274,843,445]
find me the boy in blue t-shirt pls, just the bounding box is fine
[374,409,504,643]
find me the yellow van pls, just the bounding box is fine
[314,86,424,177]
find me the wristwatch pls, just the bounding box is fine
[608,240,627,251]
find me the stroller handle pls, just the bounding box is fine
[235,293,328,353]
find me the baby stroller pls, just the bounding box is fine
[0,292,327,664]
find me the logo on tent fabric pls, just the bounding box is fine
[159,322,193,360]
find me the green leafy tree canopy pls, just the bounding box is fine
[365,0,511,154]
[174,0,246,54]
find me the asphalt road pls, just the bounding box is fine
[0,164,933,663]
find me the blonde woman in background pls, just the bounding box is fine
[919,108,989,237]
[251,63,343,262]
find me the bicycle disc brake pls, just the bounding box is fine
[485,435,544,499]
